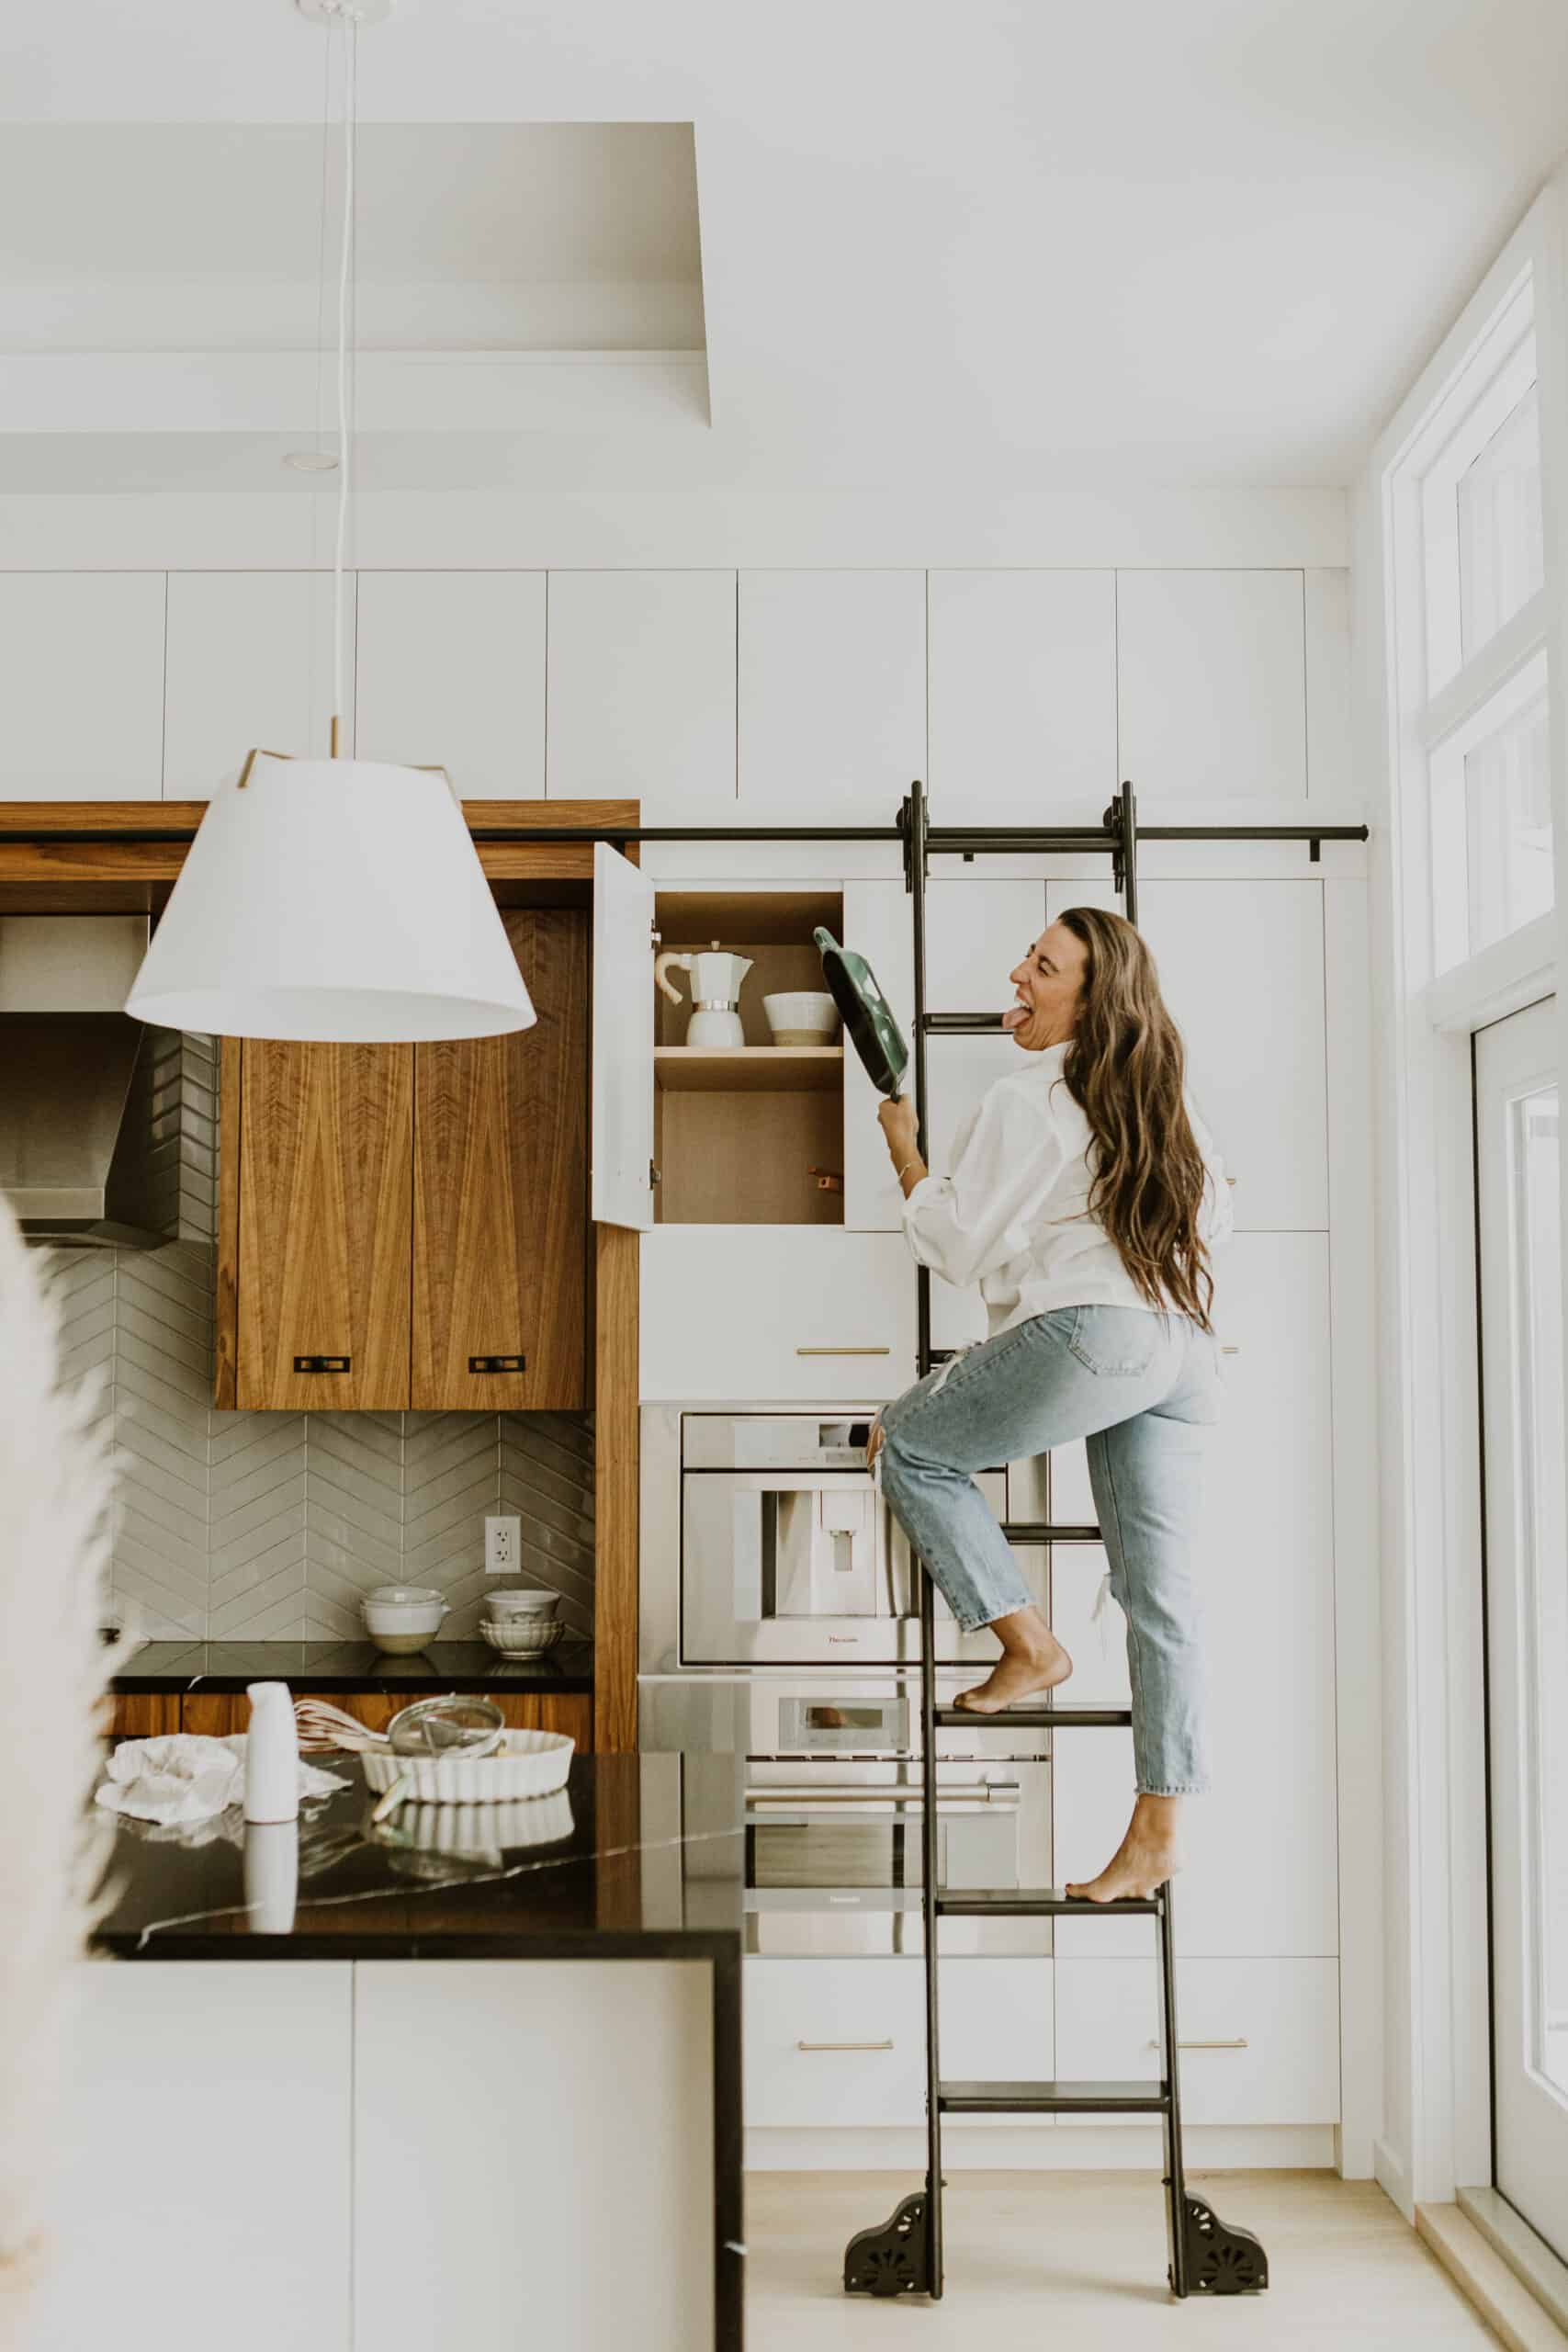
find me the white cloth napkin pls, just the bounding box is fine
[97,1733,347,1826]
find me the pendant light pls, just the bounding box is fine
[126,4,535,1045]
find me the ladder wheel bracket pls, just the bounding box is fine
[843,2189,933,2298]
[1181,2193,1269,2294]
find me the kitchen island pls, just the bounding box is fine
[33,1754,743,2352]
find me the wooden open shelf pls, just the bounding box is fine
[655,1046,843,1093]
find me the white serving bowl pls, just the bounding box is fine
[480,1618,566,1657]
[762,989,840,1046]
[482,1588,562,1621]
[362,1584,447,1656]
[360,1727,575,1805]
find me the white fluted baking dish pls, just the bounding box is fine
[359,1728,574,1804]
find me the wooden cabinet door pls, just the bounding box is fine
[412,909,589,1410]
[237,1040,413,1411]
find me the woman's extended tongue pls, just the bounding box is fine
[1001,1004,1029,1031]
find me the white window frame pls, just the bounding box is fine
[1360,176,1568,2222]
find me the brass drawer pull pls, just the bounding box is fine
[795,2039,896,2052]
[795,1346,892,1357]
[1146,2036,1249,2052]
[1220,1345,1240,1354]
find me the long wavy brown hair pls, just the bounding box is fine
[1055,906,1214,1329]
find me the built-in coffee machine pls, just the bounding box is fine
[642,1405,1036,1668]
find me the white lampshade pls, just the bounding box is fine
[125,756,536,1042]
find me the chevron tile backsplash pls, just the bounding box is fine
[44,1030,594,1641]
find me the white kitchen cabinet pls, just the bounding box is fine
[926,876,1047,1009]
[548,569,737,816]
[924,1034,1020,1353]
[1116,569,1306,803]
[928,571,1117,820]
[354,1962,713,2351]
[738,570,926,824]
[746,1959,926,2125]
[1053,1234,1339,1962]
[1305,568,1353,806]
[915,877,1053,1347]
[1045,875,1327,1229]
[592,841,657,1229]
[746,1957,1053,2130]
[34,1962,352,2351]
[640,1226,917,1400]
[1054,1956,1340,2126]
[355,571,545,797]
[0,572,164,799]
[164,571,348,795]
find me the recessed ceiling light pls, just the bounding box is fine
[282,450,339,472]
[296,0,394,23]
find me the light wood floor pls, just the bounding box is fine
[746,2170,1502,2349]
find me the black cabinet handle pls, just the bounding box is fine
[469,1355,526,1374]
[294,1356,351,1374]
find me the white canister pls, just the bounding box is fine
[243,1679,300,1824]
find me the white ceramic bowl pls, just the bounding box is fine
[482,1589,562,1621]
[360,1728,575,1804]
[480,1618,566,1657]
[762,990,840,1046]
[362,1585,447,1655]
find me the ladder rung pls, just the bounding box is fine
[934,1886,1159,1917]
[939,2079,1168,2115]
[999,1520,1101,1544]
[932,1703,1133,1729]
[922,1012,1005,1034]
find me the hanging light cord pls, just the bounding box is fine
[331,17,357,754]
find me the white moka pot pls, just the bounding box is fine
[654,944,754,1046]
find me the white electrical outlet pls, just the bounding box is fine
[484,1515,522,1575]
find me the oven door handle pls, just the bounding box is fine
[746,1786,1020,1815]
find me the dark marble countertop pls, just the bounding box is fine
[107,1637,593,1695]
[94,1752,744,1961]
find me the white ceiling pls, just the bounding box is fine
[6,0,1568,492]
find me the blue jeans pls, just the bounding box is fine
[875,1306,1221,1796]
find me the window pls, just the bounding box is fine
[1459,383,1544,663]
[1406,278,1554,974]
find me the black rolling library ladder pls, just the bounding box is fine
[840,783,1286,2301]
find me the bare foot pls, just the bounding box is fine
[953,1627,1074,1714]
[1066,1794,1184,1902]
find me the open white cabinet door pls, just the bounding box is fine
[592,842,656,1229]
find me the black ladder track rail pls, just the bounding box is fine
[841,779,1270,2307]
[10,815,1371,850]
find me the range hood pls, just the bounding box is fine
[0,918,172,1250]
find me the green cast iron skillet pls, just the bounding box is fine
[814,928,909,1101]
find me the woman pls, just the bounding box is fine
[868,907,1230,1905]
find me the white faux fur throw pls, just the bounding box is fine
[0,1209,117,2306]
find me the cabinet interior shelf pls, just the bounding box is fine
[655,1046,843,1094]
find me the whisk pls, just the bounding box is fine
[294,1697,389,1754]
